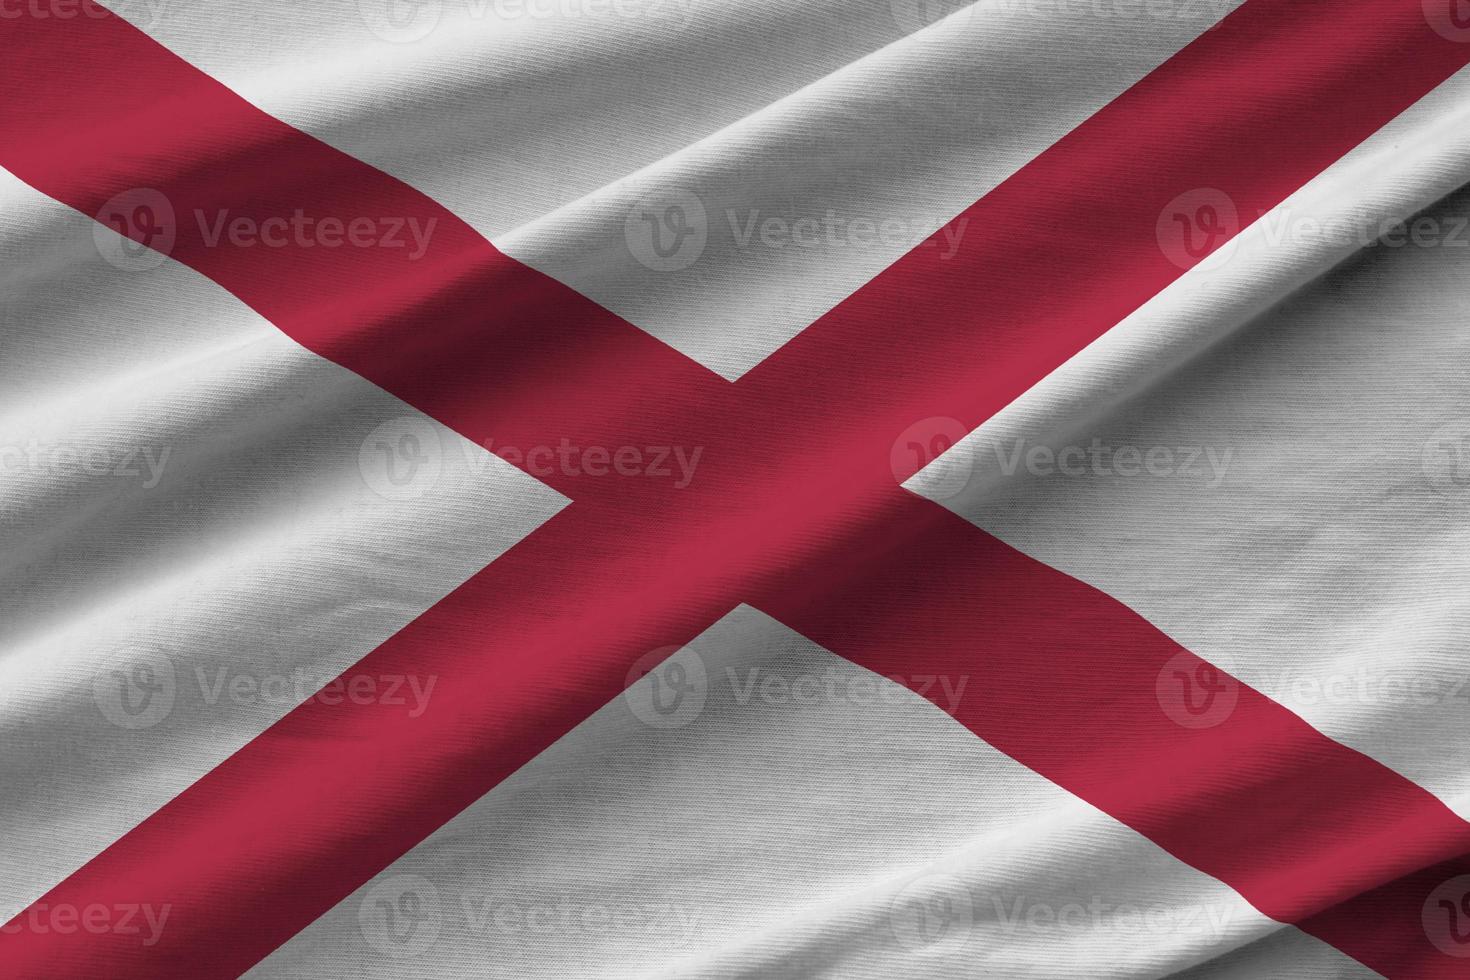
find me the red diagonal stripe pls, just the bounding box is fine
[741,0,1470,446]
[0,0,724,496]
[3,2,1470,979]
[761,495,1470,979]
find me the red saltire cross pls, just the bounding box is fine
[4,2,1470,977]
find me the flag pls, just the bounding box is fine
[2,1,1470,977]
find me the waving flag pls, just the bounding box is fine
[4,1,1470,977]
